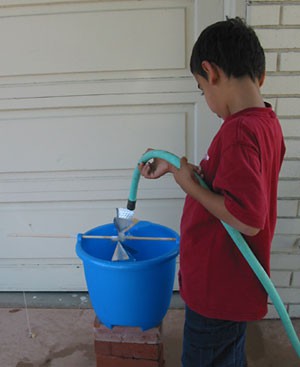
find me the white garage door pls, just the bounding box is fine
[0,0,231,291]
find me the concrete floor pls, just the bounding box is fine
[0,297,299,367]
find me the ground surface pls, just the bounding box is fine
[0,308,299,366]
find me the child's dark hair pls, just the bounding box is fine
[190,17,265,81]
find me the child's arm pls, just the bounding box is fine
[173,157,260,237]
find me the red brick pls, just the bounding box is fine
[94,340,112,356]
[94,318,165,367]
[111,342,163,360]
[96,355,164,367]
[94,318,162,344]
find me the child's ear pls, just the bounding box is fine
[258,71,266,87]
[201,61,219,84]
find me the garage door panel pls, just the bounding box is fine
[0,4,186,76]
[0,0,221,290]
[0,112,186,172]
[1,198,183,259]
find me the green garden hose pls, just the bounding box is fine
[128,149,300,359]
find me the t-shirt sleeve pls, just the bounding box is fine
[213,134,267,229]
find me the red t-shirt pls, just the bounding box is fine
[179,105,286,321]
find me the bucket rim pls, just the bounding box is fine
[76,240,179,270]
[76,221,180,270]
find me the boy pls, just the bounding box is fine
[140,17,286,366]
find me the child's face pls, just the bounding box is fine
[194,73,223,118]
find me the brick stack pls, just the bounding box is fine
[94,318,165,366]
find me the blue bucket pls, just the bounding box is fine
[76,220,179,330]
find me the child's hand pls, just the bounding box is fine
[139,149,172,179]
[173,157,202,193]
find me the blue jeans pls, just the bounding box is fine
[182,306,247,367]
